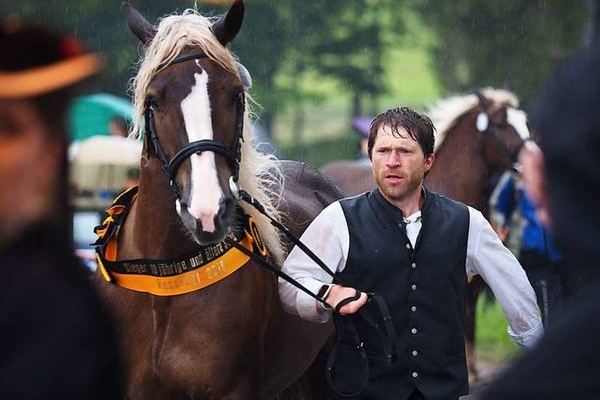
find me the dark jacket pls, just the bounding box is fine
[0,222,123,399]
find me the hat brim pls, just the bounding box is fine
[0,53,101,99]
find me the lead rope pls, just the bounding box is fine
[234,188,398,397]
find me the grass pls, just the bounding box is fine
[475,296,520,363]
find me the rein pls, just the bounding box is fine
[235,190,398,398]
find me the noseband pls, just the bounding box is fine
[144,52,246,196]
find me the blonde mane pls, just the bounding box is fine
[130,9,286,264]
[428,87,520,153]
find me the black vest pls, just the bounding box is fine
[331,189,470,400]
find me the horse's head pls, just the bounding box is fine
[473,90,530,171]
[126,1,250,245]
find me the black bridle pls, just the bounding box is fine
[144,52,246,196]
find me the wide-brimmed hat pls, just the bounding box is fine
[0,17,101,99]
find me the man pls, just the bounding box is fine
[0,20,123,398]
[480,42,600,400]
[279,107,542,400]
[109,115,129,137]
[490,169,563,326]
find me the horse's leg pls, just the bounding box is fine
[465,275,486,385]
[95,277,169,400]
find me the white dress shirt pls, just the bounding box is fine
[279,200,543,349]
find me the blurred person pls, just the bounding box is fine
[480,42,600,400]
[351,115,373,163]
[0,19,123,398]
[109,115,129,137]
[121,167,140,191]
[280,106,542,400]
[489,169,564,327]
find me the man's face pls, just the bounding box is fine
[0,99,61,240]
[371,125,433,205]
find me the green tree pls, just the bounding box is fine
[4,1,403,141]
[418,0,588,108]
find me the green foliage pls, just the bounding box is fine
[418,0,589,108]
[4,0,590,154]
[475,296,519,363]
[229,0,406,130]
[279,134,361,169]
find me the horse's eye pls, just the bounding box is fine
[231,90,243,103]
[146,96,160,111]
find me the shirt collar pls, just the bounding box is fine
[372,187,430,221]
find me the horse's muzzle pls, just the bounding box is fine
[177,197,235,245]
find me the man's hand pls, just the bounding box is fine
[325,284,368,315]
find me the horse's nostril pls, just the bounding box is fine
[218,197,233,219]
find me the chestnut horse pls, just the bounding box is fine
[427,88,530,382]
[321,89,530,382]
[96,2,341,399]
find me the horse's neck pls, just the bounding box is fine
[425,113,490,214]
[118,159,197,259]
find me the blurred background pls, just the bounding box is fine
[3,0,598,371]
[3,0,595,166]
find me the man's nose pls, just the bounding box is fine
[386,151,400,167]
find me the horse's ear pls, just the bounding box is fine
[491,107,508,126]
[212,0,244,47]
[474,91,492,111]
[122,2,157,45]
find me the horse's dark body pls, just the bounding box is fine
[98,160,340,399]
[320,160,375,197]
[96,2,342,399]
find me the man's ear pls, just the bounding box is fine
[424,153,435,172]
[519,141,551,227]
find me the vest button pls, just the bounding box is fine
[412,371,419,378]
[411,328,417,334]
[411,262,417,269]
[405,243,411,249]
[411,284,417,291]
[412,350,418,356]
[411,305,417,312]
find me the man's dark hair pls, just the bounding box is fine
[367,106,435,159]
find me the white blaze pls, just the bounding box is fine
[180,70,223,233]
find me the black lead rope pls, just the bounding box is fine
[238,189,338,279]
[236,189,398,397]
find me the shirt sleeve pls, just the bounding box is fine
[278,201,349,323]
[466,206,543,349]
